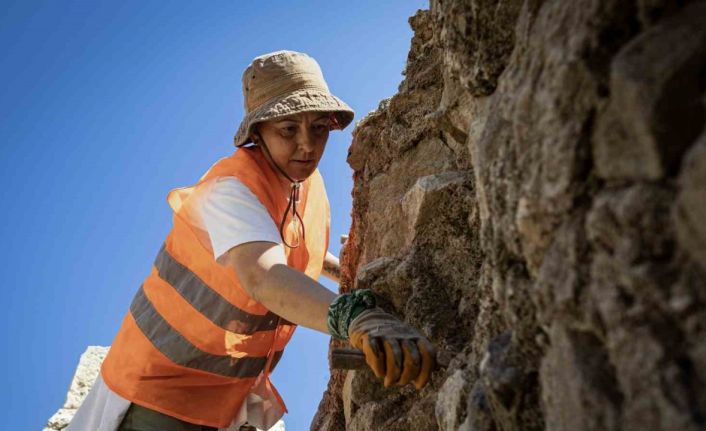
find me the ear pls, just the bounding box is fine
[251,128,262,144]
[251,123,272,148]
[329,113,341,130]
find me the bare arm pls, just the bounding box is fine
[219,241,436,389]
[217,241,336,334]
[321,251,341,283]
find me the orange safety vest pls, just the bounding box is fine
[101,146,330,428]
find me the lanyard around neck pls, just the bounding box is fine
[258,142,305,249]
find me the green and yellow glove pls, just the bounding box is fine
[327,290,436,389]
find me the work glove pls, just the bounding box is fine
[348,308,435,389]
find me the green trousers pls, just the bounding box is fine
[117,403,257,431]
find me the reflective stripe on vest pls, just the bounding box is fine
[128,244,285,378]
[130,285,283,377]
[153,243,280,334]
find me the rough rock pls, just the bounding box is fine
[44,346,109,431]
[593,1,706,180]
[314,1,706,430]
[676,131,706,270]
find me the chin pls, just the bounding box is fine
[292,170,315,181]
[288,165,318,181]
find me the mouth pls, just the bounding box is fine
[291,159,315,165]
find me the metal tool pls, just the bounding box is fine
[330,347,368,370]
[330,347,449,370]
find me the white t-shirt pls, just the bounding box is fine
[199,177,282,259]
[67,177,284,431]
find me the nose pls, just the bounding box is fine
[295,126,318,154]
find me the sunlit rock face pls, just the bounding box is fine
[46,346,286,431]
[312,1,706,430]
[45,346,109,431]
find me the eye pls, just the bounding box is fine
[280,126,297,137]
[312,123,330,134]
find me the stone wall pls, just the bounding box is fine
[312,1,706,430]
[45,346,109,431]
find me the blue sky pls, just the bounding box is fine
[0,1,426,429]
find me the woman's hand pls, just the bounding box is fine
[348,308,436,389]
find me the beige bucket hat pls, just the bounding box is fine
[234,50,355,147]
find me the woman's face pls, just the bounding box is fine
[255,112,331,182]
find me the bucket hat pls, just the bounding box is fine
[234,50,355,147]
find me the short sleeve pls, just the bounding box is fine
[197,177,282,260]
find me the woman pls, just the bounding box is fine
[67,50,435,431]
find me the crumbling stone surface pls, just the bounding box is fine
[314,1,706,430]
[44,346,109,431]
[676,131,706,270]
[594,1,706,180]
